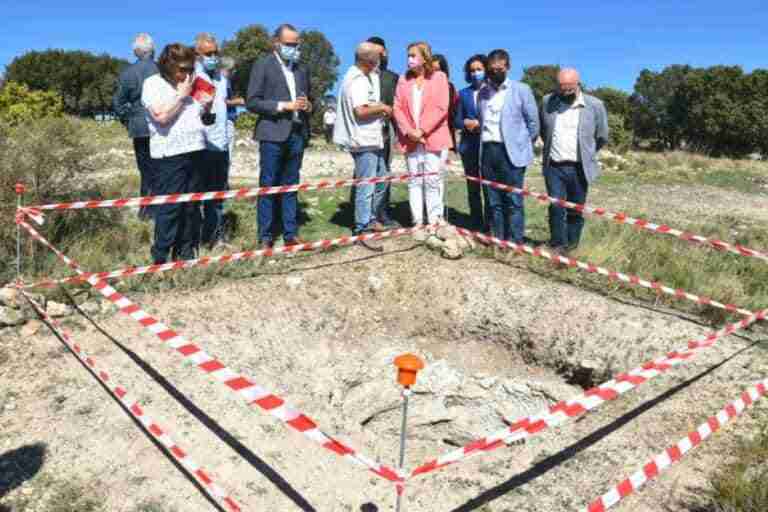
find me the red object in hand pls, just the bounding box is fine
[15,183,25,195]
[191,76,216,102]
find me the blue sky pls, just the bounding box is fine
[2,1,766,93]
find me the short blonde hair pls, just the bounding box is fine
[407,41,434,78]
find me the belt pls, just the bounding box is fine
[550,160,581,167]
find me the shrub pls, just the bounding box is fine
[235,112,258,132]
[0,116,118,283]
[0,81,64,128]
[607,113,632,153]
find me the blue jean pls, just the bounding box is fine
[150,151,203,264]
[200,149,230,244]
[482,142,526,242]
[258,131,305,242]
[352,150,387,233]
[544,163,589,248]
[460,145,489,231]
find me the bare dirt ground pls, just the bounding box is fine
[3,142,768,511]
[2,232,767,511]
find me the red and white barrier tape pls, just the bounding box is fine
[583,378,768,512]
[456,228,755,318]
[445,162,768,264]
[16,215,405,485]
[21,225,431,290]
[409,307,766,480]
[19,290,243,512]
[22,172,436,212]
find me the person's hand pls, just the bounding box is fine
[177,75,194,98]
[464,119,480,132]
[198,92,214,110]
[407,130,422,142]
[228,97,246,107]
[379,104,393,118]
[296,96,309,111]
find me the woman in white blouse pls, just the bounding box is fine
[142,43,212,264]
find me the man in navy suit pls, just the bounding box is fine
[246,23,313,249]
[454,54,489,232]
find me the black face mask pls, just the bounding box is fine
[379,55,389,71]
[559,92,577,104]
[488,70,506,86]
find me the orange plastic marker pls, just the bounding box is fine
[394,353,424,388]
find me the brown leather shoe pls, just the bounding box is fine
[370,221,388,233]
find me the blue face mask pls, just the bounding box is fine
[280,45,300,64]
[471,71,486,84]
[202,56,219,71]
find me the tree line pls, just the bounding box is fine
[3,30,767,157]
[522,64,768,157]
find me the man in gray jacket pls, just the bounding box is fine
[112,33,159,220]
[541,68,609,253]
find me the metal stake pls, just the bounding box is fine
[15,183,23,279]
[396,388,411,512]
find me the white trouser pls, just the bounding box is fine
[406,146,447,226]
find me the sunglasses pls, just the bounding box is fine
[178,65,194,73]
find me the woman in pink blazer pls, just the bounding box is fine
[393,41,451,232]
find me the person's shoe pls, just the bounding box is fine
[378,216,401,229]
[369,221,388,233]
[284,237,313,251]
[255,240,274,252]
[356,238,384,253]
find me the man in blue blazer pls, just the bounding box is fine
[246,23,313,249]
[477,49,540,244]
[454,54,489,232]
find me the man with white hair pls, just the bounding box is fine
[113,33,159,219]
[194,32,233,249]
[540,68,609,253]
[334,42,393,252]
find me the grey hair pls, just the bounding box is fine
[195,32,218,49]
[355,42,380,66]
[132,33,155,58]
[219,56,236,71]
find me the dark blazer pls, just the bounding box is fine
[112,57,159,139]
[246,53,312,143]
[379,69,399,107]
[454,85,481,156]
[379,68,399,143]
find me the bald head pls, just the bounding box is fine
[558,68,581,99]
[355,42,381,74]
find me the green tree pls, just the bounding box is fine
[631,65,692,149]
[674,66,763,157]
[221,24,273,98]
[5,50,128,117]
[590,87,631,127]
[521,65,560,104]
[0,81,64,128]
[298,29,340,134]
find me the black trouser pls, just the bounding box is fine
[200,149,230,245]
[324,125,334,144]
[376,135,394,222]
[150,151,203,264]
[133,137,154,197]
